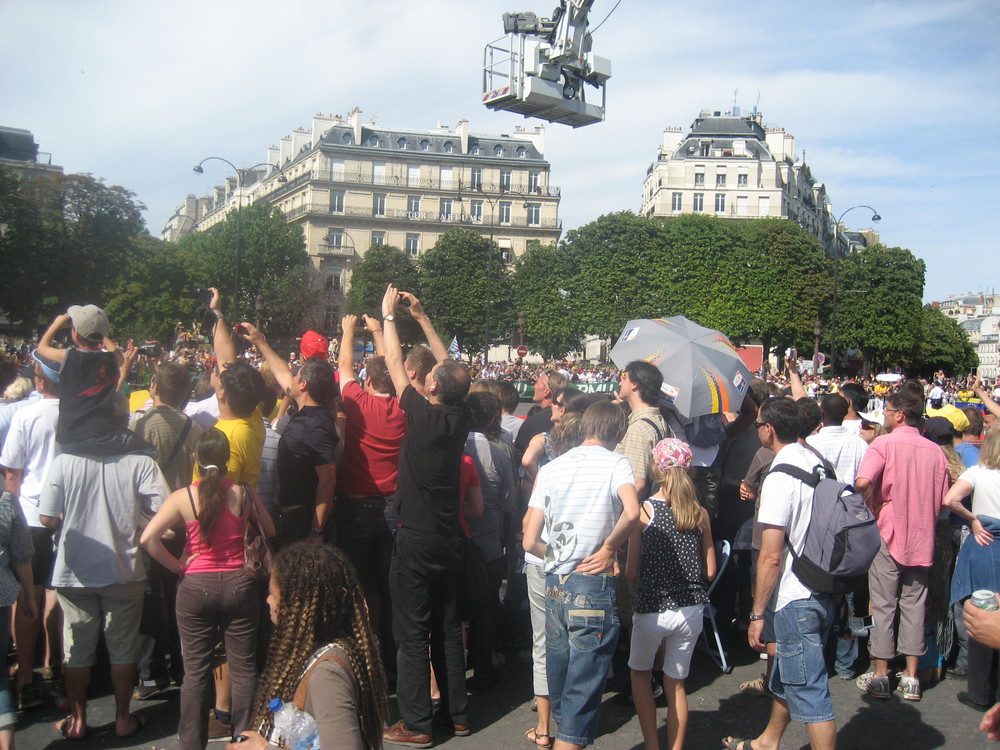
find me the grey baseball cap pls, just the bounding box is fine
[68,304,109,343]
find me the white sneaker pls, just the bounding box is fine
[898,676,921,702]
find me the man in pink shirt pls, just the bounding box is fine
[854,389,948,702]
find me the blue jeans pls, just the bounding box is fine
[545,572,620,746]
[770,595,837,724]
[0,606,12,728]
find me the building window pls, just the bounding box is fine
[736,196,748,216]
[737,172,748,187]
[470,167,483,190]
[693,193,704,212]
[397,137,407,150]
[406,233,420,257]
[758,195,770,216]
[472,142,481,155]
[671,192,683,211]
[326,273,341,292]
[326,229,344,248]
[526,203,540,225]
[498,201,512,223]
[694,172,705,187]
[341,133,352,144]
[440,198,453,219]
[715,193,726,212]
[516,146,526,158]
[407,165,420,187]
[419,139,430,151]
[367,135,379,147]
[371,231,386,245]
[500,170,512,190]
[330,158,345,179]
[470,200,483,221]
[440,166,453,189]
[443,141,454,154]
[528,171,540,193]
[372,161,386,182]
[330,190,344,213]
[716,173,726,188]
[494,144,503,157]
[373,193,386,216]
[407,195,420,214]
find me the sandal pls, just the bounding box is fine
[738,674,772,697]
[526,727,552,748]
[56,716,89,741]
[722,738,754,750]
[116,713,147,739]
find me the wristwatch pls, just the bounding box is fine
[749,613,766,622]
[384,314,395,322]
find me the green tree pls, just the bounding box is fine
[560,211,669,341]
[0,168,146,330]
[418,228,513,357]
[911,305,978,376]
[512,241,583,359]
[345,244,421,343]
[184,201,309,328]
[836,244,925,374]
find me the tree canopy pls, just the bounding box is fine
[345,243,422,344]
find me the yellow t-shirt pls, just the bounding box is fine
[194,409,265,487]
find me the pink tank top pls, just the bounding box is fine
[184,480,245,574]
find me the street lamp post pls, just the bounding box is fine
[193,158,287,324]
[829,205,881,373]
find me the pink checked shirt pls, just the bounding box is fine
[856,425,949,567]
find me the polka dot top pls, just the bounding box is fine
[635,499,709,613]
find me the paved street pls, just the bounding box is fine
[15,633,984,749]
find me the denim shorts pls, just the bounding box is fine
[545,572,620,746]
[769,595,837,724]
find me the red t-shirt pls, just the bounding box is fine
[458,454,480,540]
[338,379,406,496]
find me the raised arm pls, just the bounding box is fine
[236,322,293,394]
[117,340,137,392]
[381,285,410,397]
[362,314,385,357]
[339,315,359,384]
[37,313,73,364]
[973,375,1000,421]
[786,356,807,400]
[209,287,238,367]
[400,291,448,363]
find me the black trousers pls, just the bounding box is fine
[390,527,467,733]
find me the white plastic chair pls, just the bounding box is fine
[701,539,733,673]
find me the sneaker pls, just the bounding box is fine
[382,720,432,748]
[16,682,42,711]
[738,674,772,697]
[855,671,874,691]
[866,675,891,699]
[133,683,169,701]
[897,676,921,702]
[946,666,969,680]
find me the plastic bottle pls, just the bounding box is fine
[269,697,320,750]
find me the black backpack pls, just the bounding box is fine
[768,462,880,595]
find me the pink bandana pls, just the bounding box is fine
[651,438,693,472]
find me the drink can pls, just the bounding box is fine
[971,590,999,611]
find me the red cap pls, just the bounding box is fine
[300,330,329,360]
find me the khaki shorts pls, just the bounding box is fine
[57,582,145,668]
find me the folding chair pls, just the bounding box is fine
[701,539,733,673]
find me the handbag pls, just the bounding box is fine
[241,482,275,580]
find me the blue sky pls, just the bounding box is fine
[3,0,997,303]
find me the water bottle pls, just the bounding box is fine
[269,697,320,750]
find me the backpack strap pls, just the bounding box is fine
[161,416,193,473]
[293,649,352,711]
[639,417,664,443]
[768,463,820,487]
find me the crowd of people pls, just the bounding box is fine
[1,294,1000,750]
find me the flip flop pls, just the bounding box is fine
[722,738,754,750]
[56,715,88,741]
[526,727,552,748]
[116,713,147,739]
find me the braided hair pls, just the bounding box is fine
[251,543,388,748]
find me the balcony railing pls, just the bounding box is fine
[305,170,561,197]
[284,203,561,229]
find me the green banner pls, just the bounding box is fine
[513,381,619,399]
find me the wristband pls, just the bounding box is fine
[749,613,766,622]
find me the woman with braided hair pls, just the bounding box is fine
[228,543,388,750]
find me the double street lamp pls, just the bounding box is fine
[828,204,881,372]
[192,157,287,324]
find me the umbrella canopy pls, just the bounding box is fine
[610,316,752,418]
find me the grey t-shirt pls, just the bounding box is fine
[38,453,168,588]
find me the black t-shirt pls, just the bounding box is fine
[57,348,120,445]
[396,385,470,537]
[277,404,339,510]
[514,406,553,456]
